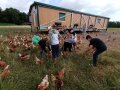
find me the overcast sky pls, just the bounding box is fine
[0,0,120,21]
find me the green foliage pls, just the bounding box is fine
[0,23,16,26]
[0,8,28,25]
[108,21,120,28]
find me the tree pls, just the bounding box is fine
[0,7,2,13]
[0,7,2,22]
[0,7,28,25]
[108,21,120,28]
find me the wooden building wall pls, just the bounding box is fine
[39,7,72,27]
[30,6,109,31]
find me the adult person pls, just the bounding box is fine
[63,31,73,53]
[48,25,61,61]
[83,35,107,67]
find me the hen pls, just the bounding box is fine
[58,68,65,79]
[38,75,49,90]
[35,56,44,64]
[0,57,7,68]
[18,53,30,61]
[0,65,10,79]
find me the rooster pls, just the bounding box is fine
[35,56,44,64]
[0,65,10,79]
[38,75,49,90]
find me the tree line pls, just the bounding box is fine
[108,21,120,28]
[0,7,29,25]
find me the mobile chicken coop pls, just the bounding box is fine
[29,1,110,32]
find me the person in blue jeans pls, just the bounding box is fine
[84,35,107,67]
[49,26,61,61]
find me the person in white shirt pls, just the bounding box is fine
[48,26,61,60]
[71,31,77,51]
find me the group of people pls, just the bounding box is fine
[32,25,107,67]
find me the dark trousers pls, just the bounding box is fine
[93,49,106,66]
[64,42,72,52]
[51,44,59,59]
[40,48,47,57]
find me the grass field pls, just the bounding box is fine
[108,28,120,31]
[0,28,120,90]
[0,23,16,26]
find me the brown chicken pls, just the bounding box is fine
[58,68,65,79]
[38,75,49,90]
[0,61,7,68]
[35,56,44,64]
[113,38,116,41]
[0,65,10,79]
[18,53,30,61]
[47,51,52,58]
[55,77,64,90]
[50,68,65,90]
[7,46,16,52]
[0,57,7,68]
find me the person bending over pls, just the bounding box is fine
[83,35,107,67]
[38,37,51,57]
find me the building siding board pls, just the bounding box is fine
[72,13,81,27]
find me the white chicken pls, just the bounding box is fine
[38,75,49,90]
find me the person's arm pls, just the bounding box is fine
[83,45,94,55]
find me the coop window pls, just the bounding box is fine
[96,19,101,23]
[59,13,65,21]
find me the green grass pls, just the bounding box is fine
[0,23,16,26]
[0,28,120,90]
[108,28,120,31]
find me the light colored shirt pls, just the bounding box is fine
[64,34,73,43]
[72,34,77,42]
[49,29,60,45]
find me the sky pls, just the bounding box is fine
[0,0,120,21]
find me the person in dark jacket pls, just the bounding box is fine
[83,35,107,67]
[38,38,51,57]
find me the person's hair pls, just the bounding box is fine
[86,35,92,40]
[35,32,39,35]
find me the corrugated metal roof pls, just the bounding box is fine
[29,1,110,19]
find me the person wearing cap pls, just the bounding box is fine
[48,25,61,61]
[83,35,107,67]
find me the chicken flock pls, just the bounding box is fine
[0,31,117,90]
